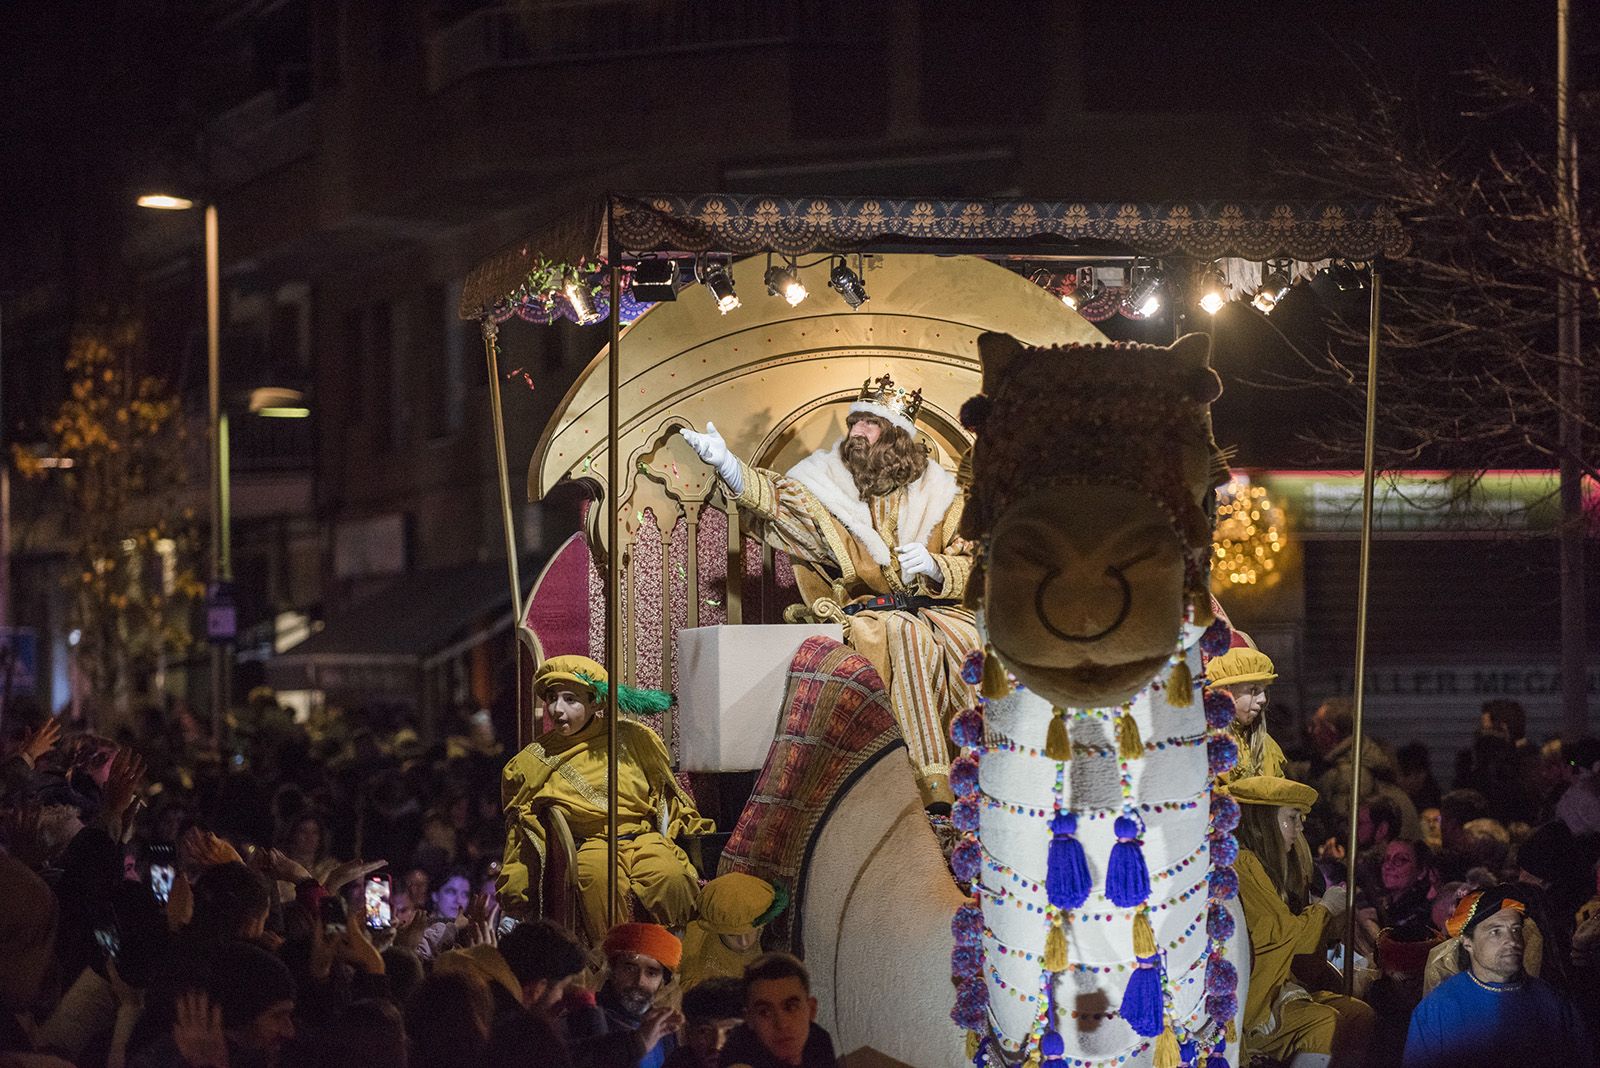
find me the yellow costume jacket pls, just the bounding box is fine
[1236,848,1332,1040]
[497,714,713,916]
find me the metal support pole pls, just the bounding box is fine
[606,260,623,928]
[1344,264,1382,994]
[1556,0,1588,739]
[205,203,227,744]
[481,320,524,650]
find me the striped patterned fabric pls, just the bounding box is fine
[717,635,902,943]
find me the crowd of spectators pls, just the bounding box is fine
[0,691,831,1068]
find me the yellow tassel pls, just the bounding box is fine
[1044,711,1072,761]
[1190,586,1215,626]
[1043,916,1068,972]
[1225,1019,1237,1044]
[965,1031,980,1060]
[981,645,1012,698]
[1118,710,1143,761]
[1153,1027,1181,1068]
[1132,907,1156,957]
[1168,657,1193,707]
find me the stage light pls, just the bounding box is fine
[1126,268,1165,317]
[630,259,679,302]
[702,261,740,314]
[764,257,808,306]
[1198,266,1229,315]
[828,257,869,308]
[137,193,195,210]
[1309,261,1366,303]
[1062,267,1102,310]
[565,276,602,324]
[1252,264,1292,314]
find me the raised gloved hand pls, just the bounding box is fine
[1317,883,1350,922]
[678,422,743,495]
[896,543,943,587]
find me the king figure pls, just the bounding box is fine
[681,375,979,811]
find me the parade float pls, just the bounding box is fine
[456,195,1406,1066]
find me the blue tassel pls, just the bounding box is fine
[1106,813,1151,908]
[1046,812,1092,911]
[1119,955,1164,1037]
[1179,1039,1198,1064]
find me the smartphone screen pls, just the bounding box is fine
[150,864,175,904]
[365,874,392,929]
[94,926,121,960]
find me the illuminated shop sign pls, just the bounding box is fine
[1246,470,1600,535]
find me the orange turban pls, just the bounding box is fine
[602,922,683,972]
[1446,887,1526,939]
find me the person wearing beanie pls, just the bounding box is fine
[678,873,786,991]
[1226,776,1373,1068]
[1405,886,1593,1067]
[1204,646,1286,782]
[498,655,714,938]
[576,922,685,1068]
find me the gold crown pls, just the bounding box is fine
[853,374,924,428]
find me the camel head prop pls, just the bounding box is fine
[960,332,1226,707]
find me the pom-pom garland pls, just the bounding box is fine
[1205,954,1238,996]
[951,755,981,798]
[1209,866,1240,900]
[1206,903,1235,942]
[953,901,984,946]
[1205,990,1239,1024]
[1211,793,1241,833]
[1207,733,1240,777]
[952,837,983,883]
[952,976,989,1031]
[961,650,985,687]
[952,795,982,833]
[1203,689,1236,730]
[951,707,985,748]
[1200,617,1233,659]
[951,943,983,980]
[1209,834,1239,868]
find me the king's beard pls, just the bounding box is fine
[839,429,925,500]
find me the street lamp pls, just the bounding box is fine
[139,191,227,742]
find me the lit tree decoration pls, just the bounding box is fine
[1212,476,1286,589]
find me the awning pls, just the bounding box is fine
[265,558,539,698]
[459,193,1411,319]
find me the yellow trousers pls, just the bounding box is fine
[1252,991,1374,1064]
[574,832,700,937]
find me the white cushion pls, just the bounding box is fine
[676,624,844,772]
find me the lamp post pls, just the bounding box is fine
[138,193,229,743]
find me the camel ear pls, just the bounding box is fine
[976,332,1025,394]
[1169,332,1222,403]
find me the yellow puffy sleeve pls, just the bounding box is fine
[1236,848,1331,1035]
[496,743,551,918]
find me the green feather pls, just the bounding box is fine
[592,679,674,717]
[753,881,790,927]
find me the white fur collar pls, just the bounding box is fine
[785,443,958,567]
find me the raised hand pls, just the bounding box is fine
[392,908,430,952]
[322,858,385,895]
[19,717,62,764]
[678,422,729,467]
[103,748,147,820]
[172,990,229,1068]
[252,847,311,886]
[636,1005,684,1052]
[896,542,943,585]
[166,872,194,931]
[180,827,242,872]
[334,922,385,975]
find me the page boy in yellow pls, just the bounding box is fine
[498,655,713,938]
[1207,646,1286,781]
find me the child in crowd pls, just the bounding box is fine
[1206,646,1286,781]
[664,977,746,1068]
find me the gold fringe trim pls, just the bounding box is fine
[1044,711,1072,761]
[1117,710,1143,761]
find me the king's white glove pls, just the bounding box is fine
[678,422,744,495]
[1317,883,1350,921]
[896,543,943,588]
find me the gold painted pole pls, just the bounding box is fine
[1343,263,1382,994]
[481,319,524,654]
[606,259,623,929]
